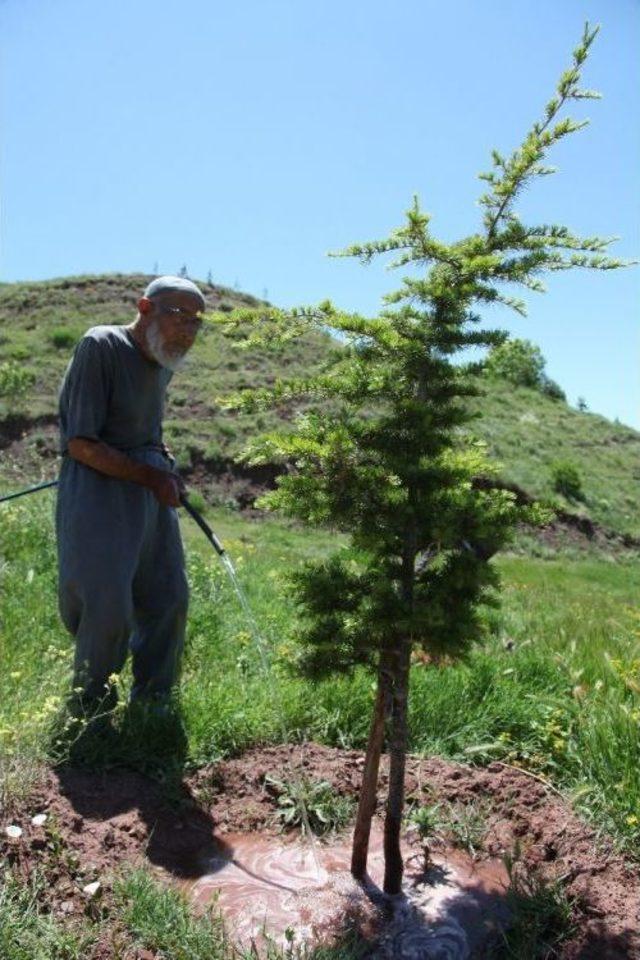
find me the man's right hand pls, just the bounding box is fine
[148,471,183,507]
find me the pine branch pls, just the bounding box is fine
[481,22,601,242]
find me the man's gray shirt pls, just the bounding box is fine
[58,324,172,454]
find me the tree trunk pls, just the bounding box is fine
[350,669,387,880]
[382,635,412,894]
[383,484,419,895]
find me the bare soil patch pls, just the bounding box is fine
[2,743,639,957]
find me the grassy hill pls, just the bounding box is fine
[1,273,638,542]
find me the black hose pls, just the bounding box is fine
[0,480,226,556]
[0,480,59,504]
[179,495,226,556]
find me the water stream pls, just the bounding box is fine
[216,550,321,873]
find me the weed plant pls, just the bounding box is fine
[407,798,490,862]
[408,799,489,859]
[491,843,577,958]
[266,775,355,836]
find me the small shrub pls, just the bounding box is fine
[49,328,78,349]
[539,374,566,402]
[9,346,30,361]
[0,361,35,410]
[174,449,192,471]
[485,339,568,402]
[551,460,584,501]
[202,440,224,462]
[485,339,545,388]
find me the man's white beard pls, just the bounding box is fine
[145,320,188,372]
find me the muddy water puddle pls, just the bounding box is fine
[186,829,510,957]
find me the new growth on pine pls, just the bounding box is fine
[210,23,632,895]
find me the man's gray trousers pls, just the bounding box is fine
[56,449,188,702]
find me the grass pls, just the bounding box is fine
[0,865,366,959]
[114,869,232,960]
[1,494,639,857]
[491,844,578,959]
[0,870,95,960]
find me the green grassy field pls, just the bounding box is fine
[2,494,639,851]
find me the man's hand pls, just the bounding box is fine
[149,471,184,507]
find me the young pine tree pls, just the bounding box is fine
[212,23,632,894]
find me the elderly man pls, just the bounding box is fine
[56,275,205,709]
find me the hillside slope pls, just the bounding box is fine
[0,273,638,541]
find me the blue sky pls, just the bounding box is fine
[1,0,638,426]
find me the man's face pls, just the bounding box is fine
[140,290,204,370]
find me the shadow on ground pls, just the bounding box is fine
[49,697,234,879]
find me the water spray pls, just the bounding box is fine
[179,495,322,873]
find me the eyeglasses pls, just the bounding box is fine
[159,305,204,328]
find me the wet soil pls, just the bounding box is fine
[188,828,511,956]
[2,743,639,957]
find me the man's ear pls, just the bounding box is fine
[137,297,153,315]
